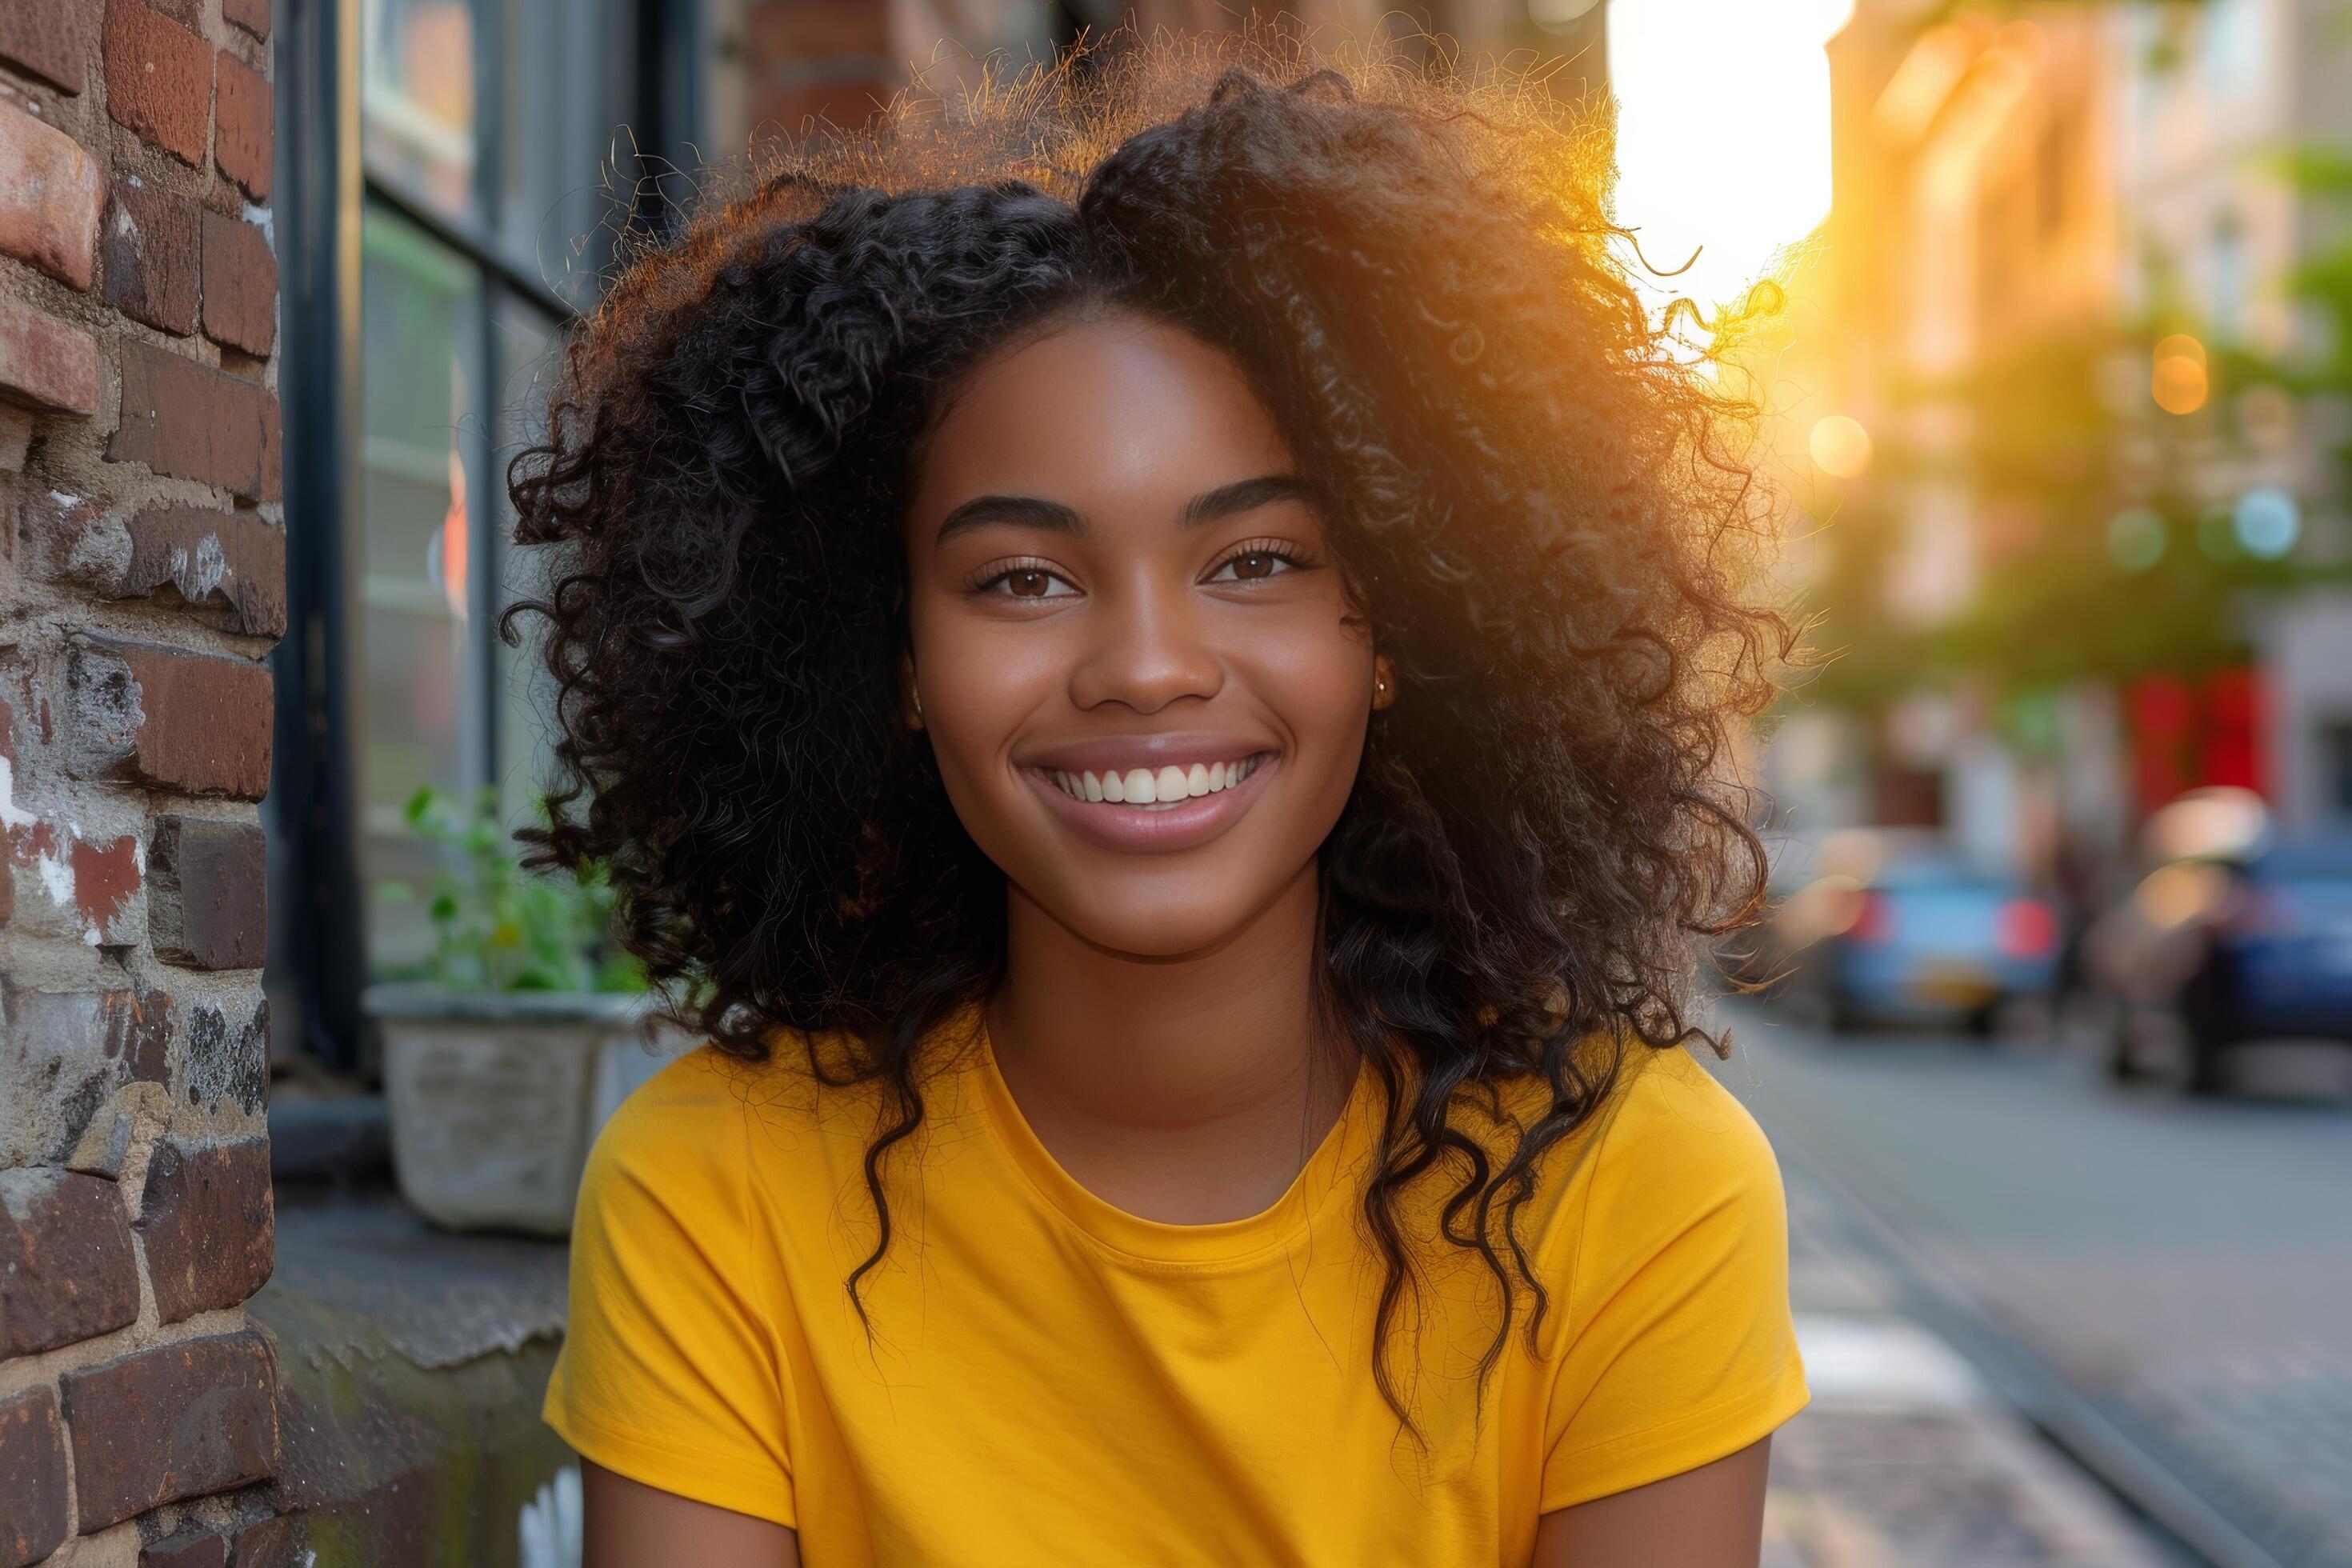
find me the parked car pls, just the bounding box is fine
[2089,829,2352,1095]
[1765,829,2062,1034]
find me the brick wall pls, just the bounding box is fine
[0,2,284,1564]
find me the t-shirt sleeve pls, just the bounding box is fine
[542,1049,797,1528]
[1538,1048,1810,1512]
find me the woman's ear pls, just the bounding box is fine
[898,649,926,731]
[1371,654,1398,712]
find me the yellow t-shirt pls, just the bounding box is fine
[542,1014,1808,1566]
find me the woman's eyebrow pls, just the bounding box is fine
[934,474,1318,546]
[1180,474,1321,530]
[933,494,1084,545]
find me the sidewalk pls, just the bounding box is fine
[1762,1160,2177,1568]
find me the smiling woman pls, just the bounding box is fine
[507,22,1804,1568]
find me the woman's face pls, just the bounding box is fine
[902,310,1378,959]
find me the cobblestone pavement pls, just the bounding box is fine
[1720,1005,2352,1568]
[1760,1158,2177,1567]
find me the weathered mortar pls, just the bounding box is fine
[0,2,286,1562]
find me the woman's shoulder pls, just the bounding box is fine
[1482,1034,1778,1178]
[1547,1041,1790,1295]
[1586,1042,1780,1190]
[585,1022,983,1203]
[1473,1037,1787,1274]
[583,1035,862,1194]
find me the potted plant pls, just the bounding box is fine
[366,786,693,1235]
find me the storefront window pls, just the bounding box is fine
[345,0,670,978]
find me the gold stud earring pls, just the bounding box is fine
[1371,656,1397,711]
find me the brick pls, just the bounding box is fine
[5,814,144,948]
[0,295,99,414]
[0,1167,140,1356]
[185,998,268,1114]
[222,0,270,43]
[56,634,142,775]
[136,1139,272,1321]
[102,0,211,166]
[122,504,286,635]
[228,1516,301,1566]
[0,0,94,95]
[0,102,102,290]
[139,1533,229,1568]
[0,989,172,1167]
[103,178,200,335]
[0,1387,69,1568]
[61,1330,279,1530]
[199,208,274,354]
[109,340,277,499]
[150,815,266,968]
[63,636,274,798]
[213,49,269,202]
[70,830,144,945]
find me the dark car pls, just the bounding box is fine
[2094,836,2352,1094]
[1764,830,2062,1034]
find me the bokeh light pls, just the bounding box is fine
[2106,507,2166,571]
[2132,860,2230,930]
[1809,414,1874,479]
[2234,486,2299,558]
[2152,334,2209,414]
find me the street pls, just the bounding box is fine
[1717,1002,2352,1568]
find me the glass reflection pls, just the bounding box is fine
[362,0,479,219]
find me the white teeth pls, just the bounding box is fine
[1049,756,1261,806]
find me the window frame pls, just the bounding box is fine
[270,0,704,1071]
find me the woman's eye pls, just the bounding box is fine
[982,566,1076,599]
[1210,551,1296,582]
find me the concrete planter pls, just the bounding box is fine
[366,985,695,1236]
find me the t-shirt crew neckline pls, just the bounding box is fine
[971,1014,1375,1268]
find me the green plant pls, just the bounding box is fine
[379,786,647,994]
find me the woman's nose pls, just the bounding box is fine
[1067,581,1223,715]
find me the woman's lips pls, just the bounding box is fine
[1020,752,1276,853]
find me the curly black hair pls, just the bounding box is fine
[506,25,1794,1434]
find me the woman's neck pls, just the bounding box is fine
[986,862,1358,1223]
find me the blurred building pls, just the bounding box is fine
[1782,0,2352,886]
[1778,0,2126,875]
[2115,0,2352,831]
